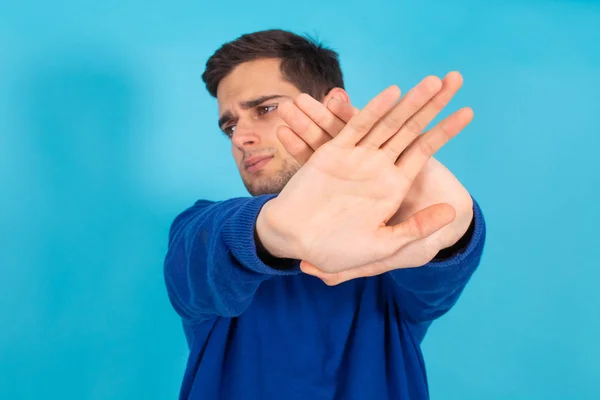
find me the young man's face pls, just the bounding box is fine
[217,58,303,196]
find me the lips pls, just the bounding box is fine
[244,155,273,172]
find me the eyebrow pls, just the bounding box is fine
[218,94,290,129]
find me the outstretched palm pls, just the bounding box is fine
[265,83,465,274]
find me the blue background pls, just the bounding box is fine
[1,0,599,398]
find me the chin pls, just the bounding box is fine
[245,177,285,196]
[241,158,300,196]
[243,173,291,196]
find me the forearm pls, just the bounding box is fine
[387,198,486,323]
[164,196,301,323]
[255,198,301,260]
[432,208,475,261]
[392,158,475,258]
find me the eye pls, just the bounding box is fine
[257,105,278,116]
[223,125,236,138]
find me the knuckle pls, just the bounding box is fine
[350,118,372,135]
[431,94,450,110]
[439,121,453,140]
[385,143,403,158]
[406,96,425,112]
[409,214,427,238]
[382,114,403,131]
[361,106,381,122]
[417,135,436,157]
[403,118,423,136]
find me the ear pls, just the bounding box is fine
[322,87,350,106]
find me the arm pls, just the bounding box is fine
[163,195,301,323]
[275,75,482,290]
[165,82,463,324]
[387,197,486,324]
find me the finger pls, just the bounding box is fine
[277,101,330,151]
[301,260,389,286]
[300,261,341,285]
[276,125,313,165]
[300,260,354,286]
[327,98,359,125]
[395,107,474,179]
[382,72,463,161]
[295,93,347,138]
[358,76,442,150]
[332,85,401,148]
[375,203,456,257]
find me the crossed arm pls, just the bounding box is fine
[164,74,486,325]
[273,72,479,285]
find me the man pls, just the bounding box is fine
[164,29,486,399]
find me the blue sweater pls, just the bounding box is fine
[164,195,486,400]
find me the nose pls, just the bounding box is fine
[231,119,262,148]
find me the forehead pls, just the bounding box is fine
[216,58,301,113]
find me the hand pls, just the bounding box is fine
[276,73,474,284]
[257,80,471,275]
[277,72,463,166]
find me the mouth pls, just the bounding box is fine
[244,155,274,173]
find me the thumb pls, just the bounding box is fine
[376,203,456,255]
[301,259,389,286]
[300,260,340,286]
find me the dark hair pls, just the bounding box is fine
[202,29,344,101]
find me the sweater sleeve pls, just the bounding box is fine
[163,195,301,323]
[386,197,486,324]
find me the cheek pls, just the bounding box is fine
[231,145,243,164]
[259,113,286,139]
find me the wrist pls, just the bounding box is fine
[256,199,300,260]
[433,200,475,260]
